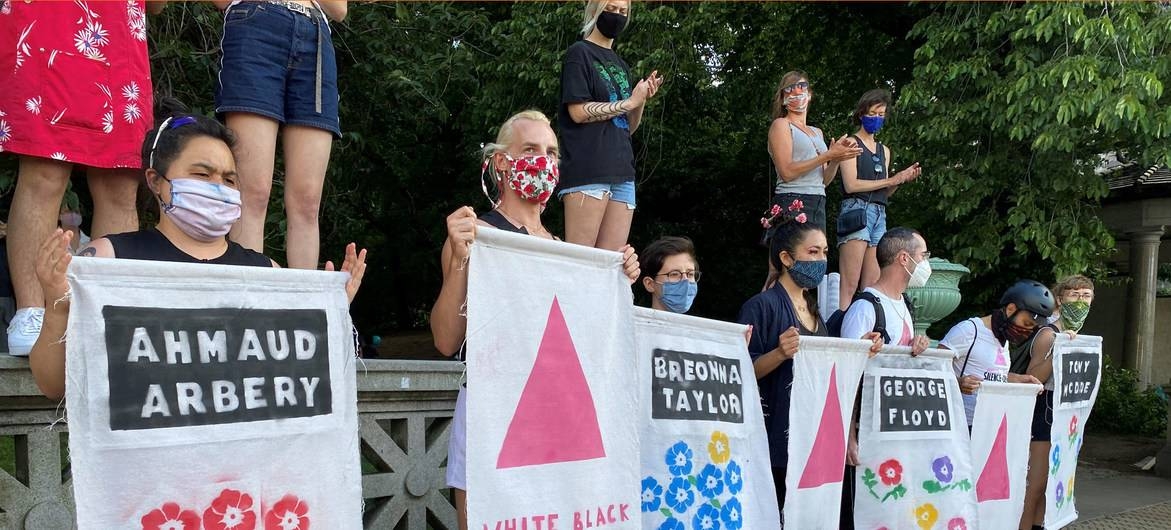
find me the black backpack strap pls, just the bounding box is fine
[853,291,890,344]
[959,320,978,376]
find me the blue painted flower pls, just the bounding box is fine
[666,476,695,513]
[692,504,721,530]
[659,518,685,530]
[666,441,694,477]
[697,463,725,499]
[932,456,954,483]
[721,497,743,530]
[725,460,744,495]
[1051,444,1061,468]
[641,476,664,513]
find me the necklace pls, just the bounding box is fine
[494,208,551,239]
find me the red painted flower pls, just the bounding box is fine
[265,494,310,530]
[947,517,967,530]
[878,459,903,486]
[203,489,257,530]
[795,213,808,224]
[1069,415,1078,435]
[141,502,201,530]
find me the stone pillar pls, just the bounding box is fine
[1123,229,1164,389]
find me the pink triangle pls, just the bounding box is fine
[496,297,606,469]
[994,344,1007,367]
[899,319,913,346]
[798,364,846,489]
[976,414,1011,501]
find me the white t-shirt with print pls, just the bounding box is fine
[939,317,1010,425]
[840,288,915,346]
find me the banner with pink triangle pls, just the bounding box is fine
[1044,335,1103,530]
[971,380,1043,529]
[782,336,871,529]
[854,347,977,530]
[467,228,640,530]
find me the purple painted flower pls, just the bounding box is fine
[1056,481,1065,506]
[932,456,954,484]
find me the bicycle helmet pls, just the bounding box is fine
[999,279,1056,318]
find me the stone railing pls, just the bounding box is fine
[0,356,463,529]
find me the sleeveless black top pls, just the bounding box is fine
[478,209,527,234]
[105,229,273,268]
[844,135,889,205]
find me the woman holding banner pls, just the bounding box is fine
[1017,276,1095,530]
[737,202,880,516]
[430,110,641,530]
[28,101,367,401]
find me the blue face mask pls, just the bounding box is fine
[659,280,698,314]
[787,259,827,289]
[861,115,884,134]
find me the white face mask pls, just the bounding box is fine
[905,255,932,288]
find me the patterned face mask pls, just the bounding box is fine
[502,154,559,206]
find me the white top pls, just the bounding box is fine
[939,317,1010,425]
[840,287,915,347]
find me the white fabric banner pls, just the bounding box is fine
[634,307,779,530]
[65,257,362,530]
[855,347,977,530]
[783,336,871,529]
[971,381,1041,529]
[467,228,640,529]
[1044,335,1103,529]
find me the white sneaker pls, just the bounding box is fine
[7,307,44,357]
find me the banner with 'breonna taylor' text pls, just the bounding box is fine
[783,336,870,529]
[855,347,977,530]
[634,307,779,530]
[971,381,1041,529]
[1045,335,1103,529]
[467,228,640,530]
[65,258,362,529]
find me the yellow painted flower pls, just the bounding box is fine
[1067,472,1076,498]
[915,503,939,530]
[708,431,731,464]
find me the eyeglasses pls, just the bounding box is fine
[782,81,810,94]
[1064,292,1094,302]
[872,154,884,175]
[147,115,197,169]
[656,270,701,283]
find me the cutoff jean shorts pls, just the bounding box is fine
[837,198,888,247]
[558,180,637,209]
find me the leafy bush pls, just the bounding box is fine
[1088,355,1168,437]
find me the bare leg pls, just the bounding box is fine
[454,488,467,530]
[281,125,331,269]
[86,167,141,238]
[1019,441,1049,529]
[860,245,881,290]
[562,191,608,248]
[8,156,71,309]
[838,239,868,310]
[225,112,280,253]
[594,200,634,251]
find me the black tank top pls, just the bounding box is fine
[478,209,527,234]
[844,135,889,205]
[105,229,273,267]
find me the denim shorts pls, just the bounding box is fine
[216,2,341,137]
[557,180,636,209]
[838,198,887,247]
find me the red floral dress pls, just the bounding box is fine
[0,0,152,169]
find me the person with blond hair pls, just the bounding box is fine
[431,110,640,530]
[558,0,663,251]
[1017,275,1095,530]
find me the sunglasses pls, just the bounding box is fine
[782,81,810,94]
[871,154,884,175]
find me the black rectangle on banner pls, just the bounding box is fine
[651,348,743,423]
[1058,352,1100,405]
[877,375,951,432]
[103,306,333,431]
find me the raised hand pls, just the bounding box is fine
[445,206,477,261]
[892,162,922,184]
[36,229,73,310]
[325,242,368,304]
[827,135,863,161]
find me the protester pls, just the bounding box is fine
[558,0,663,251]
[836,89,922,310]
[639,236,699,313]
[429,110,640,530]
[212,0,347,269]
[59,204,91,256]
[939,280,1049,426]
[28,103,366,401]
[738,201,881,517]
[1018,275,1094,530]
[1,0,163,355]
[839,227,932,352]
[762,70,861,289]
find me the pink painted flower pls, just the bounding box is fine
[947,517,967,530]
[795,213,808,224]
[1069,415,1078,436]
[770,204,782,216]
[788,199,804,212]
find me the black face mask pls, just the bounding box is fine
[992,308,1035,346]
[596,11,628,39]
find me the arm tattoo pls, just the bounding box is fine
[79,246,97,257]
[580,100,629,123]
